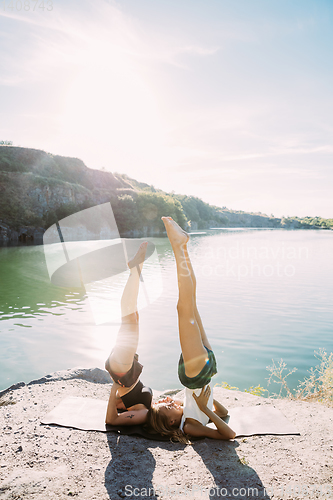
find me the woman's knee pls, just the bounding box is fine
[109,349,133,373]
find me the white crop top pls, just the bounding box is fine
[179,385,213,432]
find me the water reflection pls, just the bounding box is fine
[0,229,333,393]
[0,246,86,321]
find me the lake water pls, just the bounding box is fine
[0,228,332,394]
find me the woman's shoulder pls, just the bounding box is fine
[126,403,149,411]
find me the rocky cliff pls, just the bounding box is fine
[0,147,140,244]
[0,146,328,245]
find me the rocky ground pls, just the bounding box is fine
[0,368,332,500]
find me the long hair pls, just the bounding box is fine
[144,406,190,444]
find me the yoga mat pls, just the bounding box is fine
[41,397,300,439]
[211,405,300,437]
[41,397,170,441]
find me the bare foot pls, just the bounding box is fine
[128,241,148,269]
[161,217,189,246]
[165,217,189,238]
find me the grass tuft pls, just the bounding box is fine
[215,381,239,391]
[244,385,268,397]
[267,349,333,407]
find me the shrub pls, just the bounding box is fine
[244,385,268,397]
[266,349,333,406]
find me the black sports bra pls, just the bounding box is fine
[120,380,153,409]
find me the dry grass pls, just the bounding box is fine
[218,349,333,407]
[267,349,333,407]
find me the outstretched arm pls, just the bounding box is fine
[105,383,148,426]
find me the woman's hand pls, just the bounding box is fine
[192,385,211,411]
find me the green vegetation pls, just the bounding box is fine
[298,216,333,229]
[215,381,240,391]
[280,215,333,229]
[244,385,268,397]
[111,191,187,233]
[216,381,268,397]
[0,146,94,188]
[0,146,332,235]
[0,170,92,230]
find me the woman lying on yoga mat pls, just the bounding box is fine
[104,225,235,441]
[104,241,181,428]
[105,241,154,426]
[146,217,236,442]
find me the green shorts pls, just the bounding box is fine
[178,347,217,390]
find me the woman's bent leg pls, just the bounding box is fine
[162,217,207,378]
[106,242,147,374]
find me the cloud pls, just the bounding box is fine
[0,0,222,91]
[0,1,135,85]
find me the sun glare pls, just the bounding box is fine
[59,42,166,164]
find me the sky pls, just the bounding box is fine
[1,0,332,218]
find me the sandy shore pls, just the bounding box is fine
[0,368,332,500]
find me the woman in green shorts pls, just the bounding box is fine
[146,217,236,442]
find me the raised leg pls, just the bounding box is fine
[106,242,147,374]
[162,217,208,378]
[182,243,212,351]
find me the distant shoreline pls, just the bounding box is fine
[0,225,331,249]
[1,147,332,246]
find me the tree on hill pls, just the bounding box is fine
[1,146,332,235]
